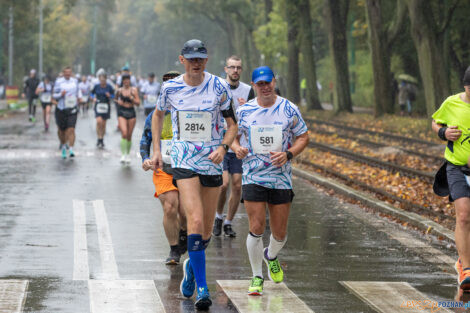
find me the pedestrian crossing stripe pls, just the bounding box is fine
[0,280,28,313]
[89,280,165,313]
[217,280,314,312]
[340,281,453,313]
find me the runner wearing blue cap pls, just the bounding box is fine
[151,39,238,310]
[232,66,309,295]
[213,55,255,238]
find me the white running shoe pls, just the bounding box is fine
[125,154,131,164]
[120,155,126,163]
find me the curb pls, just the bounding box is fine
[293,167,455,243]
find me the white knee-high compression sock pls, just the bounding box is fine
[267,233,287,260]
[246,232,264,278]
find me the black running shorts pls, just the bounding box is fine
[55,108,77,131]
[172,168,223,188]
[41,102,52,109]
[94,102,111,120]
[117,105,136,119]
[242,184,294,204]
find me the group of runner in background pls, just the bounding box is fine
[21,39,310,311]
[22,65,162,162]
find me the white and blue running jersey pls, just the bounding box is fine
[53,77,81,111]
[236,96,308,189]
[156,73,233,175]
[230,81,253,110]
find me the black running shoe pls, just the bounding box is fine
[178,229,187,255]
[165,249,181,265]
[212,217,223,237]
[223,224,236,237]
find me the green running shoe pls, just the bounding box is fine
[263,248,284,283]
[248,276,264,296]
[61,147,67,159]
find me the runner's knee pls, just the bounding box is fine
[220,182,229,192]
[249,219,265,235]
[457,208,470,226]
[162,200,178,220]
[232,180,242,193]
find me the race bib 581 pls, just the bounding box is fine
[250,125,283,154]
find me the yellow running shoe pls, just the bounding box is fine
[264,248,284,283]
[248,276,264,296]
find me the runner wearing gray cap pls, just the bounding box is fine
[151,39,238,310]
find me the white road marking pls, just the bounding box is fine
[341,281,452,313]
[0,149,120,159]
[92,200,120,280]
[88,280,165,313]
[0,280,29,313]
[217,280,314,313]
[73,199,89,281]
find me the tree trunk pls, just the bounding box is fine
[242,28,256,83]
[286,0,300,104]
[264,0,273,21]
[299,0,322,110]
[406,0,450,116]
[263,0,274,68]
[323,0,352,113]
[365,0,393,116]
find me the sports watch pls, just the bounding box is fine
[221,144,229,152]
[286,151,293,160]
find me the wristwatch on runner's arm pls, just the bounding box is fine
[221,144,229,152]
[286,150,293,160]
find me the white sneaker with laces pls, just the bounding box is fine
[120,155,126,163]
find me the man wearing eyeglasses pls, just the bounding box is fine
[213,55,255,238]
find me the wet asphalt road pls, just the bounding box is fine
[0,106,464,312]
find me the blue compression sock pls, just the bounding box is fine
[202,237,211,250]
[188,234,207,289]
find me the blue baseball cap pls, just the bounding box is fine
[252,66,274,83]
[181,39,208,59]
[121,66,129,71]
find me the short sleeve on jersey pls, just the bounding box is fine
[287,102,308,136]
[236,105,246,136]
[156,86,168,112]
[214,77,232,111]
